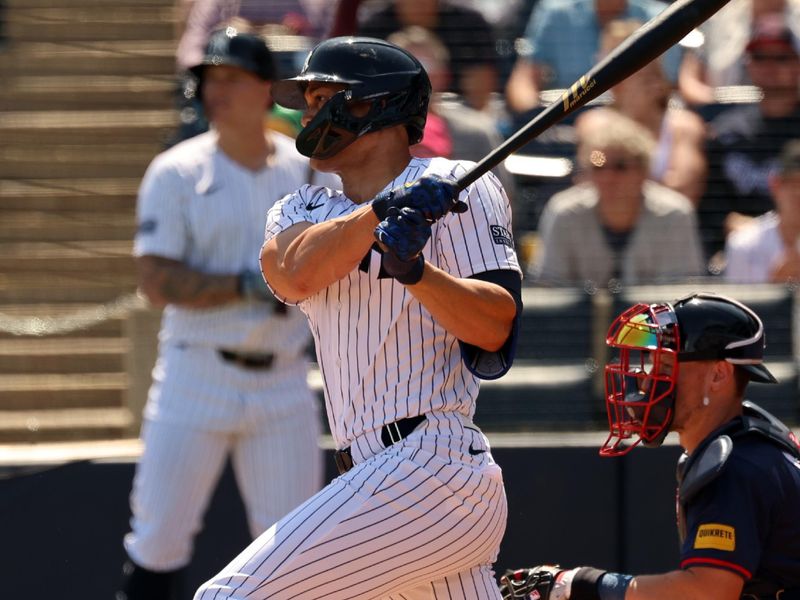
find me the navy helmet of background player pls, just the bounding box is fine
[194,36,521,599]
[500,293,800,600]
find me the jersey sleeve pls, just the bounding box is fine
[680,455,771,580]
[435,166,522,279]
[263,184,320,244]
[133,157,190,260]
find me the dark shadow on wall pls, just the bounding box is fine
[0,444,684,600]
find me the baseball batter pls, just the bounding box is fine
[117,29,336,600]
[194,37,522,600]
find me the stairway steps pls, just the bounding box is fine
[6,7,176,42]
[1,75,175,110]
[0,142,160,178]
[0,41,176,76]
[0,408,133,443]
[0,110,178,145]
[0,274,137,304]
[0,337,127,374]
[0,0,175,443]
[0,211,135,242]
[0,178,138,211]
[0,372,127,409]
[0,303,126,338]
[7,0,169,7]
[0,240,133,271]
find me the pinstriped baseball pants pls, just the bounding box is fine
[194,413,507,599]
[124,344,323,571]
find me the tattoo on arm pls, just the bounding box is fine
[137,255,239,309]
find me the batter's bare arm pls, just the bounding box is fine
[408,266,516,352]
[261,204,378,303]
[137,255,239,309]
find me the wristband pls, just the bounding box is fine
[597,573,633,600]
[570,567,607,600]
[569,568,632,600]
[382,253,425,285]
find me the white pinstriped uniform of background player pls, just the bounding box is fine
[194,37,523,600]
[118,29,339,600]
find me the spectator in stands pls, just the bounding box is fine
[678,0,800,106]
[357,0,500,111]
[725,139,800,283]
[505,0,683,114]
[699,13,800,265]
[576,19,708,204]
[386,25,516,202]
[532,111,704,287]
[176,0,321,72]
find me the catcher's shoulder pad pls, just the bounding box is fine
[677,435,734,505]
[677,401,800,505]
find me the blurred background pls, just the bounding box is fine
[0,0,799,598]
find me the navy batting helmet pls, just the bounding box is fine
[602,293,777,455]
[188,27,276,99]
[271,36,432,159]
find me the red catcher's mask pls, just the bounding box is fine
[601,302,680,456]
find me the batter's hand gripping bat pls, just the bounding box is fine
[454,0,731,191]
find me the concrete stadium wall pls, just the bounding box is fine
[0,444,683,600]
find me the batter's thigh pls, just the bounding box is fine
[125,419,231,570]
[194,443,507,600]
[232,397,323,537]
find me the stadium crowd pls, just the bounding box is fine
[173,0,800,289]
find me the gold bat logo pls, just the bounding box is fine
[561,76,597,111]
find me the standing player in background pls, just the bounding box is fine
[500,293,800,600]
[116,28,334,600]
[194,36,522,599]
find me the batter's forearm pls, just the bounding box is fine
[407,264,516,351]
[263,205,379,301]
[137,256,239,309]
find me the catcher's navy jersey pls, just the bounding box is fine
[264,156,521,452]
[680,426,800,588]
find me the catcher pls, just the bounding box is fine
[501,293,800,600]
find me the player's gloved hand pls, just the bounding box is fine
[499,565,565,600]
[238,270,276,304]
[374,207,431,285]
[371,174,467,223]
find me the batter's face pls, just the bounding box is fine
[301,81,374,171]
[202,65,271,126]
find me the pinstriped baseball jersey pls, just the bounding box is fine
[264,156,521,453]
[125,129,334,574]
[134,129,337,354]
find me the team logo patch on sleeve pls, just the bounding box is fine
[137,219,158,234]
[694,524,735,551]
[490,225,513,248]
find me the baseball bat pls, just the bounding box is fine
[454,0,731,191]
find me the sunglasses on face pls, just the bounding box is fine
[750,52,798,63]
[589,159,642,172]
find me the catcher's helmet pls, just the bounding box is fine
[602,293,777,456]
[188,27,276,100]
[271,36,432,159]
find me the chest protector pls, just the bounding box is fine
[675,401,800,598]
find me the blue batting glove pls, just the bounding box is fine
[374,207,431,285]
[371,174,467,223]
